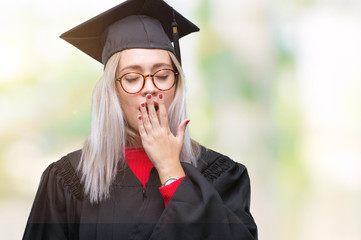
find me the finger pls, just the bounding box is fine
[140,101,152,132]
[137,115,147,137]
[176,119,190,143]
[158,93,169,128]
[146,94,160,128]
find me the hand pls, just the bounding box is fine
[137,93,188,183]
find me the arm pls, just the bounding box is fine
[137,94,257,239]
[151,156,258,240]
[137,93,188,185]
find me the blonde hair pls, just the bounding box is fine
[79,51,200,203]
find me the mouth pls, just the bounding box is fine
[148,105,159,113]
[139,102,159,114]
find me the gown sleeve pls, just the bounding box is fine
[150,149,258,240]
[23,157,81,240]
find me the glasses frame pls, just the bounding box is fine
[115,68,179,94]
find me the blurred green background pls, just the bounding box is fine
[1,0,361,239]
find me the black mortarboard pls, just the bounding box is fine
[60,0,199,65]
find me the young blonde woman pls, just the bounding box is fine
[23,0,257,239]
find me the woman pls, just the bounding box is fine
[23,0,258,239]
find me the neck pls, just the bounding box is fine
[126,128,143,148]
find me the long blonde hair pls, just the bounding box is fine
[79,51,200,203]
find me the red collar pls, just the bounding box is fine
[125,148,154,188]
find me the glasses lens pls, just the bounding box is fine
[121,73,143,93]
[154,69,176,90]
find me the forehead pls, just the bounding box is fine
[118,48,172,71]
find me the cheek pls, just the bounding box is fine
[120,101,139,130]
[117,88,137,122]
[163,90,176,110]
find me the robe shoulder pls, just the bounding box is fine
[196,146,247,182]
[23,150,84,239]
[189,147,254,214]
[42,149,83,200]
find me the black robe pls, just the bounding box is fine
[23,147,257,239]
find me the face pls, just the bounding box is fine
[116,48,176,133]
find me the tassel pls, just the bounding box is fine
[172,9,181,65]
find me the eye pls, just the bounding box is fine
[122,73,142,83]
[156,74,169,80]
[155,70,172,81]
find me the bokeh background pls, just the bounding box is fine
[1,0,361,239]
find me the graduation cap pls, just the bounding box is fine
[60,0,199,65]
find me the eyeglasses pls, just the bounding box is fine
[115,69,179,94]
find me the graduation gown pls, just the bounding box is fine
[23,147,258,239]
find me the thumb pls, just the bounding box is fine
[175,119,190,142]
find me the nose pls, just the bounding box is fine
[140,75,158,96]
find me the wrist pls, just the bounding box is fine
[156,162,185,185]
[162,177,179,186]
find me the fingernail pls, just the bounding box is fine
[141,102,145,107]
[137,115,142,120]
[147,94,152,99]
[159,94,163,100]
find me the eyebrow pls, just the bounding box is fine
[119,63,173,74]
